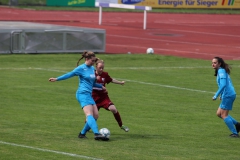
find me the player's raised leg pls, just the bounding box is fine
[109,105,129,132]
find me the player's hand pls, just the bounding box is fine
[102,86,106,90]
[212,96,217,101]
[49,78,57,82]
[104,89,108,94]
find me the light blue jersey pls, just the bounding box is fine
[213,67,239,135]
[213,67,236,99]
[56,63,102,93]
[54,63,103,134]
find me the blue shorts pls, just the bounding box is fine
[219,95,236,110]
[76,92,96,108]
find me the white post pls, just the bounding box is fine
[99,6,102,25]
[143,10,147,30]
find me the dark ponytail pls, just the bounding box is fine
[214,57,231,76]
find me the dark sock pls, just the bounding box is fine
[114,111,122,127]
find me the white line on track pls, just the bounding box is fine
[0,141,103,160]
[108,34,240,49]
[0,67,216,94]
[106,43,238,58]
[107,24,118,26]
[154,21,240,27]
[171,29,240,38]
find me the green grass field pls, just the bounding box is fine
[1,54,240,160]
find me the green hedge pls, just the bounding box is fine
[0,0,46,5]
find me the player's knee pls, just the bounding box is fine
[93,114,99,120]
[216,112,221,118]
[108,106,117,114]
[110,108,117,114]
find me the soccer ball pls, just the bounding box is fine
[99,128,110,138]
[146,48,154,54]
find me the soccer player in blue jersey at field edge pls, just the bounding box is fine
[49,51,109,141]
[212,57,240,138]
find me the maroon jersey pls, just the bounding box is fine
[95,71,112,87]
[92,72,112,103]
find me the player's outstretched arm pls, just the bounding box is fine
[49,78,57,82]
[112,79,125,85]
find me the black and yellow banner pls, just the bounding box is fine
[118,0,240,8]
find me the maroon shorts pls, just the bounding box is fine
[95,96,114,110]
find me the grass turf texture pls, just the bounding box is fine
[0,54,240,160]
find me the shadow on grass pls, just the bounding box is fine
[108,133,168,142]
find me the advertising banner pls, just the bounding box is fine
[47,0,95,7]
[96,0,118,3]
[118,0,240,8]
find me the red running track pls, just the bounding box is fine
[1,6,240,60]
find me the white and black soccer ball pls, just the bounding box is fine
[146,48,154,54]
[99,128,110,138]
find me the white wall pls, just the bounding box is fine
[96,0,118,3]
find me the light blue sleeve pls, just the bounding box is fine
[213,69,226,99]
[56,70,77,81]
[93,83,102,89]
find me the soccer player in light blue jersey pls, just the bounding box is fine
[49,51,108,141]
[212,57,240,138]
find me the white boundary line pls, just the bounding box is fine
[0,66,212,70]
[0,141,103,160]
[0,67,215,94]
[117,78,215,94]
[102,66,210,69]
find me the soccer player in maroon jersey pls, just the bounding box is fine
[92,58,129,132]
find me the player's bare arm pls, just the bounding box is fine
[112,79,125,85]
